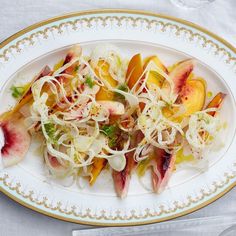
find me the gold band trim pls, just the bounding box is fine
[1,172,235,226]
[0,9,235,53]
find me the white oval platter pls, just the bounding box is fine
[0,10,236,226]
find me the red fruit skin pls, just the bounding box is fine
[63,53,74,65]
[1,123,16,156]
[152,148,176,194]
[48,154,62,168]
[20,65,52,102]
[112,151,135,198]
[112,130,144,198]
[45,153,67,176]
[62,45,81,75]
[169,59,194,95]
[0,119,31,167]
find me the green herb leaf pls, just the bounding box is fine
[101,125,119,148]
[74,65,79,73]
[44,123,57,143]
[118,84,128,92]
[101,125,117,138]
[108,137,117,147]
[114,84,128,101]
[10,86,27,99]
[85,75,94,88]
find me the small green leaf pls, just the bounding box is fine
[118,84,128,92]
[114,84,128,101]
[44,123,57,143]
[85,75,94,88]
[101,125,117,138]
[74,65,79,73]
[108,137,117,147]
[101,125,119,148]
[10,86,27,99]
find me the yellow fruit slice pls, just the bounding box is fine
[89,158,107,186]
[179,78,206,117]
[126,54,143,89]
[95,60,117,100]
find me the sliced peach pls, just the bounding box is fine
[162,106,181,124]
[167,61,182,73]
[95,60,117,100]
[162,106,174,119]
[48,154,64,169]
[126,54,143,89]
[22,65,52,100]
[89,158,107,186]
[144,56,167,91]
[162,59,194,97]
[45,153,69,176]
[162,78,205,121]
[112,154,135,198]
[0,46,80,122]
[151,148,176,193]
[97,101,125,115]
[206,92,226,116]
[171,59,194,95]
[143,55,168,74]
[139,102,146,112]
[178,78,206,117]
[146,71,163,89]
[0,66,52,122]
[0,118,31,167]
[62,44,81,75]
[96,87,113,100]
[63,44,81,65]
[112,130,144,198]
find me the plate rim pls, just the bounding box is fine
[0,9,235,226]
[1,9,235,53]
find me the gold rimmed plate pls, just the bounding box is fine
[0,9,236,226]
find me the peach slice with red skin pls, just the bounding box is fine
[170,59,194,95]
[0,118,31,167]
[112,130,144,198]
[162,78,206,121]
[162,59,194,98]
[97,101,125,116]
[178,78,206,117]
[112,152,136,198]
[61,44,81,75]
[3,46,81,121]
[151,148,176,193]
[44,153,70,177]
[0,66,52,122]
[46,153,68,175]
[48,155,62,168]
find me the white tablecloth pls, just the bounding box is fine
[0,0,235,235]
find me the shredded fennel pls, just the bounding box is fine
[29,45,134,178]
[8,43,225,187]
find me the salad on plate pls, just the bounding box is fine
[0,44,226,198]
